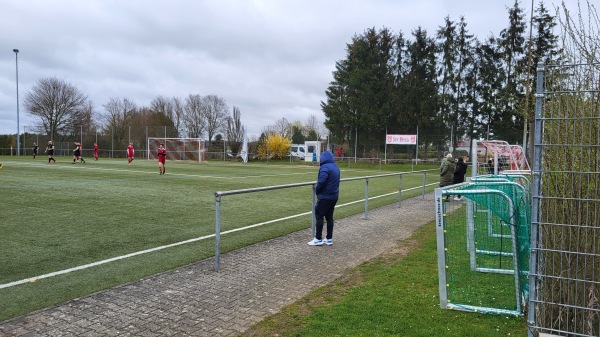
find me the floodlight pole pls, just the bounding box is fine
[13,49,20,156]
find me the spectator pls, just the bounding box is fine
[440,153,456,201]
[308,151,341,246]
[452,156,468,200]
[335,147,343,157]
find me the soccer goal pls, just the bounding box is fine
[147,138,207,162]
[435,175,531,316]
[470,140,530,176]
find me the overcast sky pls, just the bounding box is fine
[0,0,575,139]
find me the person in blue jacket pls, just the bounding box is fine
[308,151,341,246]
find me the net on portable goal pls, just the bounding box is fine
[147,138,207,162]
[435,174,531,316]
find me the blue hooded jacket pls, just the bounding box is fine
[315,151,340,200]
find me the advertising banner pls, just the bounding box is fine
[386,134,417,145]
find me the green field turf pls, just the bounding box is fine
[0,156,438,321]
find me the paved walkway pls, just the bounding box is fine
[0,193,435,337]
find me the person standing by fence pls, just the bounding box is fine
[32,143,38,159]
[308,151,341,246]
[452,156,467,200]
[439,153,455,201]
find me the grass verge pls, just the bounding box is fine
[239,222,527,337]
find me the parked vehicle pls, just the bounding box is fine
[289,144,305,160]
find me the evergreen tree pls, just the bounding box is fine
[437,16,476,147]
[291,125,306,144]
[436,16,458,143]
[400,27,441,156]
[496,0,528,143]
[474,37,505,140]
[322,27,396,156]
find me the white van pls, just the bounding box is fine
[289,144,305,160]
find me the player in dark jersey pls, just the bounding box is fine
[32,143,38,159]
[45,141,56,164]
[157,143,167,175]
[72,142,85,164]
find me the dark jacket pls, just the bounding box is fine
[453,160,468,184]
[315,151,340,200]
[439,157,456,187]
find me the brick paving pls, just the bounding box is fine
[0,193,435,337]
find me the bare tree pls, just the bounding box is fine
[558,0,600,63]
[67,100,96,143]
[151,96,183,137]
[227,106,245,143]
[273,117,291,138]
[183,94,204,138]
[23,77,88,141]
[226,106,246,154]
[261,125,275,136]
[202,95,228,141]
[102,97,137,148]
[304,114,322,139]
[172,97,185,136]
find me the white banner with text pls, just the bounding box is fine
[386,134,417,145]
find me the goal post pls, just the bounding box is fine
[147,137,207,162]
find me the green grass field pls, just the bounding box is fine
[0,155,438,321]
[240,223,527,337]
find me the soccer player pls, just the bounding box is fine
[45,140,56,164]
[127,143,135,164]
[32,143,38,159]
[72,142,85,164]
[157,143,167,174]
[93,142,99,161]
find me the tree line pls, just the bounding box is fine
[20,76,245,147]
[4,77,327,154]
[4,0,596,159]
[322,0,562,158]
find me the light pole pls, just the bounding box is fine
[13,48,20,156]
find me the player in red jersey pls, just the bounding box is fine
[93,142,99,161]
[127,143,135,164]
[157,143,167,175]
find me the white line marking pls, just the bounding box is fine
[0,183,436,289]
[0,164,437,289]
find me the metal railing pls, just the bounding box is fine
[213,168,437,271]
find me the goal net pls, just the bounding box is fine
[147,138,207,162]
[471,140,530,176]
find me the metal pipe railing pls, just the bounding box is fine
[213,168,437,271]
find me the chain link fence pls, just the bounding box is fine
[3,126,453,164]
[528,62,600,337]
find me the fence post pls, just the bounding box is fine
[398,174,403,208]
[422,172,427,199]
[527,62,545,336]
[214,194,222,271]
[364,177,369,219]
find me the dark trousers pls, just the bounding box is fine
[315,198,338,240]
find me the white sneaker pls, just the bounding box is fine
[308,238,323,246]
[325,239,333,246]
